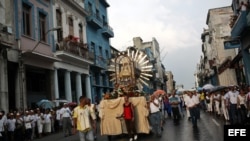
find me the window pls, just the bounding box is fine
[79,24,83,43]
[103,15,107,26]
[68,17,74,35]
[90,42,95,52]
[22,3,31,36]
[95,0,99,8]
[56,9,63,42]
[39,13,46,42]
[105,50,109,59]
[96,10,100,20]
[88,3,92,14]
[99,46,102,57]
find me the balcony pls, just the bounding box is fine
[102,23,114,38]
[55,40,94,65]
[231,11,248,38]
[95,55,107,69]
[100,0,110,7]
[0,30,14,48]
[87,10,103,29]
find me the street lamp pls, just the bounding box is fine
[18,26,62,111]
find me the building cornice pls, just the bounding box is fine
[57,0,88,18]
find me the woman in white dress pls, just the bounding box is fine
[43,109,52,135]
[36,110,44,138]
[206,93,213,113]
[221,90,230,121]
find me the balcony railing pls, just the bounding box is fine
[95,55,107,68]
[86,9,103,29]
[56,40,94,61]
[231,11,247,38]
[102,24,114,38]
[0,31,14,47]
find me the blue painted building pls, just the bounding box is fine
[228,0,250,86]
[84,0,114,102]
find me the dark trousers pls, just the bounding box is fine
[0,131,7,141]
[25,129,32,141]
[124,119,137,139]
[238,104,247,124]
[62,117,72,136]
[172,107,180,123]
[229,104,238,125]
[189,107,198,126]
[14,128,24,141]
[8,131,14,141]
[196,105,200,119]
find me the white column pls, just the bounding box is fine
[76,73,82,103]
[54,69,59,105]
[85,75,92,101]
[64,70,72,102]
[0,56,8,112]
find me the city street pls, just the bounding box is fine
[36,110,225,141]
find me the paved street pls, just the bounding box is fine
[35,110,225,141]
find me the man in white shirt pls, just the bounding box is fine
[225,85,239,125]
[55,107,62,132]
[149,94,162,137]
[193,91,200,119]
[0,112,7,141]
[24,111,33,141]
[60,104,72,137]
[183,92,191,120]
[7,113,16,141]
[185,92,199,128]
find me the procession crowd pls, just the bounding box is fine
[0,102,81,141]
[1,85,250,141]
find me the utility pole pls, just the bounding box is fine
[18,52,25,112]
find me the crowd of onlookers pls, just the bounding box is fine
[146,84,250,133]
[157,85,250,126]
[1,85,250,141]
[203,85,250,125]
[0,103,78,141]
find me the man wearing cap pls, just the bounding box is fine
[14,113,24,141]
[24,111,33,141]
[6,113,16,141]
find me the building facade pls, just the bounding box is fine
[3,0,60,110]
[52,0,94,103]
[84,0,114,101]
[228,0,250,86]
[197,6,238,87]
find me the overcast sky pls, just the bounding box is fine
[107,0,232,89]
